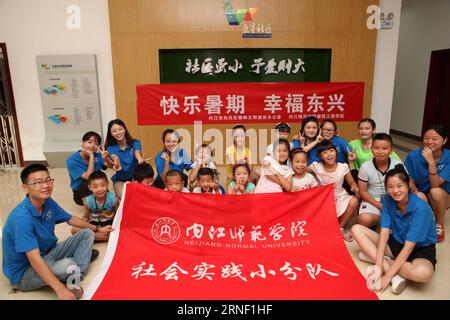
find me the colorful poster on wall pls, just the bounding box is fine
[36,55,103,166]
[84,183,377,300]
[137,82,364,125]
[36,55,102,134]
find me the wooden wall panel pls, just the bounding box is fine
[109,0,378,171]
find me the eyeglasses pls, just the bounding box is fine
[26,178,55,187]
[322,128,335,133]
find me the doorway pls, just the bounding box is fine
[422,49,450,148]
[0,43,23,167]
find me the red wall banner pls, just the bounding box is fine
[84,184,376,300]
[137,82,364,125]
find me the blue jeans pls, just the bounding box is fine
[18,229,95,292]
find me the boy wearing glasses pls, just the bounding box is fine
[2,164,113,300]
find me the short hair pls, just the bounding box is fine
[425,123,448,140]
[20,164,49,183]
[82,131,101,145]
[275,122,291,133]
[320,119,337,131]
[133,163,155,182]
[88,171,108,184]
[358,118,376,130]
[372,133,393,146]
[385,164,410,190]
[197,167,215,180]
[165,169,182,180]
[316,140,337,157]
[289,148,308,161]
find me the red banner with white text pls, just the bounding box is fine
[137,82,364,125]
[84,183,376,300]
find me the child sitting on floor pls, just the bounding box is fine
[133,162,155,186]
[71,171,118,242]
[192,168,223,194]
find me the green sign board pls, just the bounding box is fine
[159,48,331,83]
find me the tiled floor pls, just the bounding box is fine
[1,148,449,300]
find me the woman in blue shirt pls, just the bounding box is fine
[66,131,106,205]
[404,124,449,242]
[351,164,437,295]
[154,129,192,189]
[104,119,144,199]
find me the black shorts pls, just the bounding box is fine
[73,181,91,206]
[388,235,437,269]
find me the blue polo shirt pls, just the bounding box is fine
[306,136,352,165]
[380,192,437,247]
[107,140,142,182]
[66,151,104,191]
[155,148,192,181]
[404,147,450,193]
[2,196,72,285]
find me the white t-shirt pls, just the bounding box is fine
[292,172,319,191]
[358,157,403,199]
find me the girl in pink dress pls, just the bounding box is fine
[309,141,360,241]
[254,139,293,194]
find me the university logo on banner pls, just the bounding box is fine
[137,82,364,125]
[84,184,377,300]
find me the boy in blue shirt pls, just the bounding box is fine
[2,164,113,299]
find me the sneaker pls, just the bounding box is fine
[67,285,84,299]
[436,225,445,243]
[90,249,99,262]
[391,274,408,294]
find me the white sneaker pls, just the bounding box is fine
[391,274,408,294]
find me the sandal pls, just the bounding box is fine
[340,228,353,242]
[436,224,445,243]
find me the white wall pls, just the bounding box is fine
[391,0,450,136]
[370,0,402,134]
[0,0,116,161]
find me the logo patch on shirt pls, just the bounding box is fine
[45,210,53,221]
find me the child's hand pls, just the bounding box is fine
[81,149,94,160]
[161,152,170,163]
[299,132,306,146]
[100,225,114,233]
[316,130,324,143]
[99,145,109,159]
[111,155,122,171]
[347,147,357,161]
[239,180,245,193]
[378,274,392,293]
[263,160,271,168]
[233,180,240,192]
[350,183,359,194]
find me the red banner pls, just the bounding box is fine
[137,82,364,125]
[84,183,376,300]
